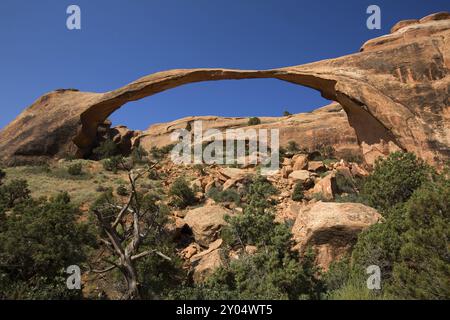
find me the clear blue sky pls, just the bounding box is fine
[0,0,448,130]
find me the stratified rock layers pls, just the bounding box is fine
[0,13,448,166]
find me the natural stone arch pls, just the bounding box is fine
[73,68,399,163]
[0,12,448,167]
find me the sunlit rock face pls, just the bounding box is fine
[137,103,362,161]
[0,12,448,167]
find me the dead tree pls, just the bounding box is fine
[91,164,170,299]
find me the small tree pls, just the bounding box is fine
[131,146,148,164]
[283,110,292,116]
[91,163,173,299]
[292,182,304,202]
[0,191,95,299]
[116,185,129,196]
[0,179,30,208]
[102,155,128,174]
[287,141,299,154]
[67,163,83,176]
[247,117,261,126]
[93,140,119,160]
[361,152,431,214]
[390,174,450,299]
[169,178,196,209]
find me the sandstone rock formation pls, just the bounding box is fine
[138,103,360,161]
[311,173,337,201]
[0,13,448,167]
[292,202,382,269]
[183,205,231,247]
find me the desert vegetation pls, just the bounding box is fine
[0,146,448,300]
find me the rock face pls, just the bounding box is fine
[190,239,224,282]
[183,205,231,247]
[0,13,449,167]
[292,202,382,269]
[138,103,361,161]
[311,173,337,201]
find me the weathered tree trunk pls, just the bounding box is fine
[91,165,170,300]
[122,260,140,300]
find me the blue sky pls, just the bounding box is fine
[0,1,448,130]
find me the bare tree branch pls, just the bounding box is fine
[131,249,172,262]
[91,161,168,300]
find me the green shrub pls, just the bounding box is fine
[147,169,160,180]
[287,141,299,154]
[223,175,279,247]
[0,192,96,299]
[207,187,241,205]
[131,146,148,164]
[334,163,448,300]
[283,111,292,116]
[102,155,124,173]
[0,179,31,208]
[93,139,119,160]
[169,178,196,209]
[389,174,450,299]
[318,145,335,160]
[335,171,357,194]
[247,117,261,126]
[116,185,129,196]
[361,152,431,214]
[340,150,364,164]
[150,144,175,160]
[292,182,304,202]
[324,256,351,293]
[67,163,83,176]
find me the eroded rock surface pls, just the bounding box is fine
[183,205,231,247]
[292,202,382,269]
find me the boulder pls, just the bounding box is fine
[281,165,293,179]
[223,178,237,191]
[191,239,224,283]
[282,158,292,167]
[350,163,369,178]
[184,205,231,247]
[181,243,200,260]
[191,249,224,283]
[205,179,219,194]
[218,167,247,181]
[292,154,308,170]
[288,170,311,183]
[110,126,139,155]
[308,161,326,172]
[190,178,203,190]
[292,202,382,269]
[279,201,303,221]
[311,173,337,201]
